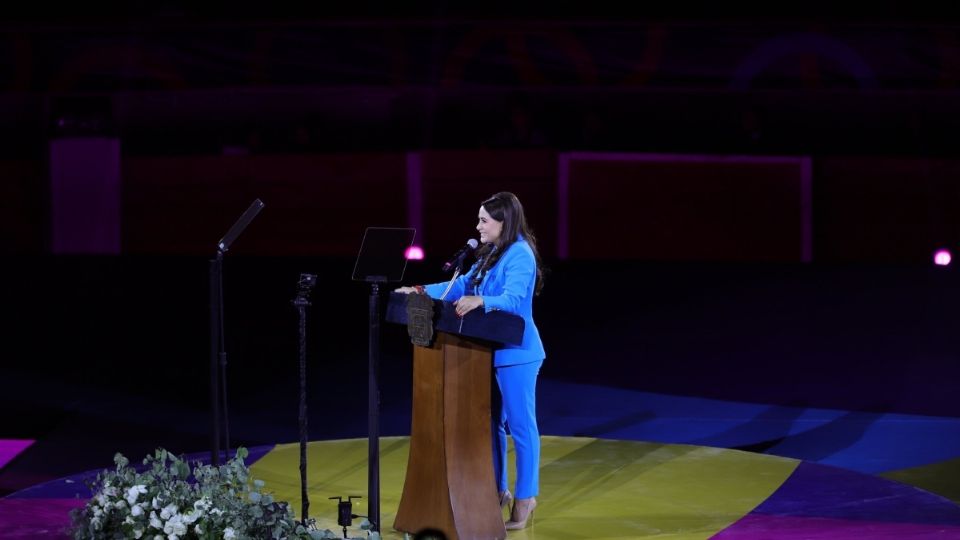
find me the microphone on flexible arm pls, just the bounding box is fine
[441,238,479,273]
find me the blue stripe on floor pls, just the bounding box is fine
[538,380,960,474]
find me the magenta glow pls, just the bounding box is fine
[405,246,424,260]
[934,249,952,266]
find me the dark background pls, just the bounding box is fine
[3,2,960,495]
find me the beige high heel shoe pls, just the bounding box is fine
[498,489,513,512]
[505,497,537,530]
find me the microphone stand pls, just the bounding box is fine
[209,199,264,466]
[209,250,227,466]
[439,267,461,301]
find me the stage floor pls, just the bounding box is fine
[6,435,960,539]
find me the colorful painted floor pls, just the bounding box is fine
[5,380,960,538]
[6,436,960,539]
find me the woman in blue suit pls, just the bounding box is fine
[397,192,545,529]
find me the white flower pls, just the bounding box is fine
[132,504,144,517]
[182,510,201,524]
[223,526,237,540]
[115,500,127,510]
[160,503,178,520]
[193,524,202,536]
[133,528,144,539]
[103,485,118,497]
[90,516,101,530]
[152,496,161,509]
[126,484,148,505]
[149,511,163,529]
[124,516,135,525]
[96,494,109,507]
[193,497,211,512]
[164,514,186,537]
[209,507,224,516]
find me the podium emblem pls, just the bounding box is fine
[405,293,436,347]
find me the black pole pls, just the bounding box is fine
[367,282,381,533]
[209,253,223,466]
[291,273,317,525]
[296,298,310,523]
[208,199,265,466]
[219,260,231,461]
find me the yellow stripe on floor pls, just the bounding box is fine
[250,436,798,539]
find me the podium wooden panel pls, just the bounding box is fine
[386,293,523,540]
[393,333,505,540]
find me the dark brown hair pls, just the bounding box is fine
[471,192,545,295]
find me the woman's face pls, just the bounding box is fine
[477,206,504,245]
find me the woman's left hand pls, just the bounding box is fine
[454,295,484,317]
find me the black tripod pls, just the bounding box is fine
[209,199,264,466]
[293,273,318,524]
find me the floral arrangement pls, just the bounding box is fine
[70,447,325,540]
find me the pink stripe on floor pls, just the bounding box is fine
[0,498,84,539]
[712,514,960,539]
[0,440,34,470]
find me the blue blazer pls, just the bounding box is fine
[424,237,545,367]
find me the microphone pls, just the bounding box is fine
[441,238,479,272]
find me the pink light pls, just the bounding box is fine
[405,246,424,260]
[934,249,952,266]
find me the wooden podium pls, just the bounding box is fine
[386,292,524,540]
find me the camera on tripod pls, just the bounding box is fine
[298,273,318,293]
[293,273,317,308]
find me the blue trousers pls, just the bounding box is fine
[492,359,542,499]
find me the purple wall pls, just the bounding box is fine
[49,138,121,255]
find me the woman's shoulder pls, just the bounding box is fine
[503,237,535,261]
